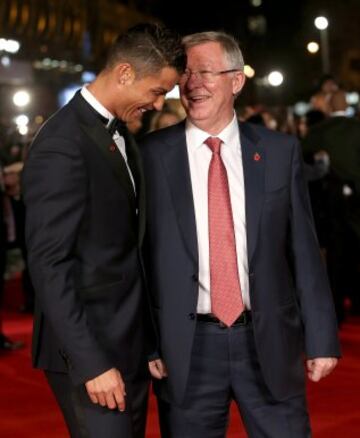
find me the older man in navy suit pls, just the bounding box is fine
[142,31,340,438]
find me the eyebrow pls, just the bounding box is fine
[152,87,168,94]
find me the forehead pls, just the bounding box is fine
[186,42,226,67]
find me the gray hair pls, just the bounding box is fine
[182,31,244,71]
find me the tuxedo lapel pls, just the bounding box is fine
[239,122,265,268]
[71,92,136,209]
[161,125,198,265]
[124,131,146,246]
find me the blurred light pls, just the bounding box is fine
[250,0,262,6]
[35,115,44,124]
[343,184,353,197]
[166,85,180,99]
[6,39,20,53]
[74,64,83,72]
[82,71,96,83]
[51,60,60,68]
[307,42,319,54]
[15,114,29,126]
[268,71,284,87]
[346,92,359,105]
[294,102,310,116]
[244,65,255,78]
[0,38,20,53]
[1,55,11,67]
[18,125,28,135]
[346,106,355,117]
[42,58,52,67]
[59,60,68,69]
[13,90,31,107]
[314,16,329,30]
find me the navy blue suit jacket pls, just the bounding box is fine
[140,120,340,404]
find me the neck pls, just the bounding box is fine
[190,113,234,136]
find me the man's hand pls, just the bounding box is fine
[306,357,338,382]
[85,368,126,411]
[149,359,168,379]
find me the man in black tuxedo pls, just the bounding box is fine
[23,23,184,438]
[141,32,340,437]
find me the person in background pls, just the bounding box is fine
[149,107,183,132]
[23,23,184,438]
[0,161,24,351]
[141,30,340,438]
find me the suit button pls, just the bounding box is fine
[188,313,195,320]
[192,274,198,282]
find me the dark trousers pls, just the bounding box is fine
[158,321,311,438]
[46,370,149,438]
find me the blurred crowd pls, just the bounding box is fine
[0,73,359,352]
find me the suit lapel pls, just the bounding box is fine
[239,122,265,267]
[161,124,198,265]
[71,92,136,209]
[124,131,146,246]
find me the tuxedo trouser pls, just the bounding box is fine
[158,321,311,438]
[45,369,149,438]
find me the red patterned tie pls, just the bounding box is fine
[206,137,244,327]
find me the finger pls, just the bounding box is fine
[149,362,163,379]
[97,392,107,407]
[85,385,99,405]
[105,392,117,410]
[306,360,315,372]
[114,386,126,412]
[157,360,168,377]
[87,392,99,405]
[310,365,323,382]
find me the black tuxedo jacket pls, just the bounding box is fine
[23,91,151,385]
[140,121,340,404]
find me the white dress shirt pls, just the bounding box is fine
[80,86,135,192]
[186,114,250,313]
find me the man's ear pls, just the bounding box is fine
[232,71,246,96]
[114,63,136,86]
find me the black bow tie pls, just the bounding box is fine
[95,110,126,137]
[107,117,127,136]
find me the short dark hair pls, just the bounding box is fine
[106,23,186,76]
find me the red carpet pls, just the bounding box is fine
[1,310,359,437]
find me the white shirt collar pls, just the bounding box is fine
[80,85,114,122]
[186,113,239,151]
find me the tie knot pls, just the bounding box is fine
[205,137,222,154]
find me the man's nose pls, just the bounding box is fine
[153,95,165,111]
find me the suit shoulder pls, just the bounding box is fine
[30,104,82,155]
[241,122,298,156]
[139,121,185,152]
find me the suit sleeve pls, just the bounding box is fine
[289,140,341,359]
[23,137,114,384]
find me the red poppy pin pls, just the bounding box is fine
[109,144,117,152]
[253,152,261,161]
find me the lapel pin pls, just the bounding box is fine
[253,152,261,161]
[109,144,117,152]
